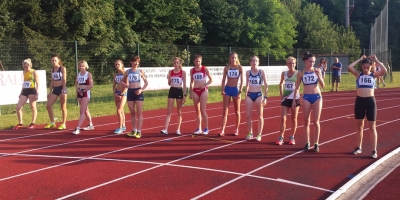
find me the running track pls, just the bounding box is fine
[1,88,399,199]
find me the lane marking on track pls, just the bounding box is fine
[0,96,399,198]
[345,116,386,122]
[55,105,400,199]
[191,134,235,143]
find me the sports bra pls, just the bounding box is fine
[114,73,123,84]
[77,72,90,85]
[170,69,183,85]
[227,66,240,79]
[52,67,63,81]
[248,70,262,86]
[302,71,318,85]
[356,72,375,89]
[127,69,141,83]
[23,69,35,88]
[192,66,206,82]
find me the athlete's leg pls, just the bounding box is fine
[245,96,253,134]
[312,98,323,144]
[164,98,175,131]
[221,95,230,133]
[16,95,28,124]
[232,95,241,134]
[28,94,37,124]
[200,90,209,129]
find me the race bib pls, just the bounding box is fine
[248,77,260,86]
[303,73,317,84]
[78,77,86,84]
[128,73,140,82]
[115,75,123,83]
[193,73,204,81]
[171,77,182,84]
[52,72,61,80]
[23,81,31,88]
[284,82,295,91]
[227,69,239,78]
[358,75,374,86]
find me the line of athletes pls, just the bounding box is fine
[15,52,387,158]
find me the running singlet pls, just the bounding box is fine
[192,66,206,82]
[356,72,375,89]
[77,72,90,85]
[170,69,183,85]
[52,67,63,81]
[248,70,262,86]
[23,69,35,88]
[128,69,141,83]
[302,71,318,85]
[227,66,240,78]
[114,73,123,84]
[282,70,299,99]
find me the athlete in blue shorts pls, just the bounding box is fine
[292,52,325,152]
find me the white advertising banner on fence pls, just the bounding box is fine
[0,70,47,105]
[127,66,287,90]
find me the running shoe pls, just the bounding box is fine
[176,130,181,135]
[383,82,386,87]
[44,123,56,129]
[313,143,319,152]
[27,123,35,129]
[72,128,81,135]
[58,124,66,130]
[160,129,168,135]
[83,124,94,130]
[303,143,310,151]
[193,128,202,135]
[13,124,23,130]
[288,136,295,145]
[371,150,378,159]
[114,128,123,134]
[134,131,141,139]
[255,134,261,142]
[202,128,209,135]
[246,133,253,140]
[352,147,362,155]
[122,127,126,131]
[127,130,136,137]
[276,136,284,145]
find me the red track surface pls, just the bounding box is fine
[1,88,400,199]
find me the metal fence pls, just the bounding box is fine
[0,39,370,85]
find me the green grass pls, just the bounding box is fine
[1,72,398,130]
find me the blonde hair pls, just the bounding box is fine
[249,55,259,62]
[173,57,182,69]
[78,60,89,69]
[286,56,296,64]
[22,58,32,67]
[229,52,241,66]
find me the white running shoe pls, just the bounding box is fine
[193,129,202,135]
[160,129,168,135]
[176,130,181,135]
[83,124,94,130]
[202,128,209,135]
[72,128,81,135]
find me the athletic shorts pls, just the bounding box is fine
[115,90,127,96]
[303,94,321,104]
[77,89,91,98]
[20,88,37,97]
[127,88,144,101]
[354,96,376,121]
[281,98,301,108]
[52,86,67,95]
[247,92,262,102]
[224,86,239,97]
[168,87,183,99]
[332,75,341,83]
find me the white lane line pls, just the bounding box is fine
[191,117,400,200]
